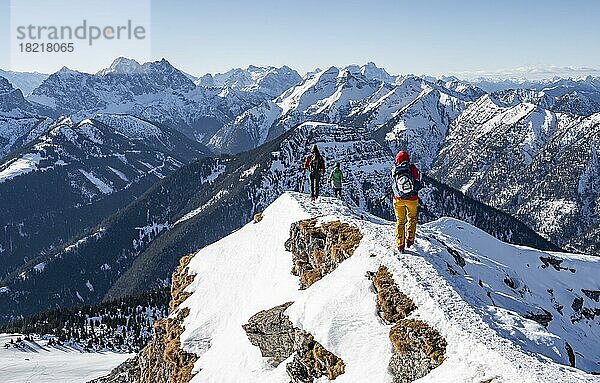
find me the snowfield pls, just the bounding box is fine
[0,334,131,383]
[177,192,599,383]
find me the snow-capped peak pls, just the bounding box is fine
[360,61,397,83]
[97,57,143,75]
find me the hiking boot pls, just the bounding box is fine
[406,240,414,248]
[398,245,405,253]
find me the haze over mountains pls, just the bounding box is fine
[0,57,598,331]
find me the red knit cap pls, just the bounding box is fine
[395,150,410,164]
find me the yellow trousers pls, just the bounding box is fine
[393,198,418,249]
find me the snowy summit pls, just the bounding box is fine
[95,192,600,383]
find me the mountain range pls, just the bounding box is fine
[0,58,598,327]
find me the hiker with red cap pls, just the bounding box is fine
[391,150,422,253]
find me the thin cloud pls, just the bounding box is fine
[451,66,600,80]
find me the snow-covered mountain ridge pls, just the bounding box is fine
[431,94,600,254]
[94,192,600,382]
[208,66,484,164]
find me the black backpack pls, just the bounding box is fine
[393,161,417,198]
[309,153,323,174]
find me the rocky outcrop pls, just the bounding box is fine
[285,219,362,288]
[287,330,345,382]
[243,303,345,382]
[242,302,295,367]
[370,265,447,383]
[389,319,447,383]
[89,254,198,383]
[372,265,417,323]
[88,356,141,383]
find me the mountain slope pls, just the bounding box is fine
[430,94,600,254]
[95,192,599,383]
[209,68,483,166]
[197,65,302,98]
[0,76,55,157]
[0,156,225,322]
[0,69,48,96]
[106,121,555,300]
[0,115,209,284]
[0,121,557,323]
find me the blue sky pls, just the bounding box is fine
[1,0,599,78]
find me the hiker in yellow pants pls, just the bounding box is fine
[393,198,419,251]
[391,151,422,253]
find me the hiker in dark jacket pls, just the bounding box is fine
[304,144,326,201]
[329,162,343,199]
[391,150,422,253]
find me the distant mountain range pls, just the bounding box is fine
[0,58,598,324]
[0,69,48,96]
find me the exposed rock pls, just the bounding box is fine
[88,356,140,383]
[503,276,516,289]
[388,319,447,383]
[565,341,576,367]
[253,211,264,223]
[582,289,600,302]
[525,308,553,327]
[285,219,362,289]
[446,245,466,268]
[572,297,584,312]
[242,302,295,367]
[371,265,416,323]
[431,236,466,268]
[286,358,313,383]
[242,302,345,382]
[169,253,196,311]
[89,254,198,383]
[539,256,575,272]
[287,330,345,382]
[570,296,600,323]
[369,264,447,382]
[389,347,440,383]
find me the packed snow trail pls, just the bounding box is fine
[176,192,598,383]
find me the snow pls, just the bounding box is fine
[0,287,9,294]
[33,262,46,273]
[202,164,226,184]
[132,222,169,250]
[107,166,129,182]
[77,120,104,145]
[0,153,44,183]
[240,164,259,181]
[93,114,162,139]
[0,334,131,383]
[26,94,57,108]
[176,192,598,383]
[519,109,557,164]
[172,189,229,228]
[78,169,114,194]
